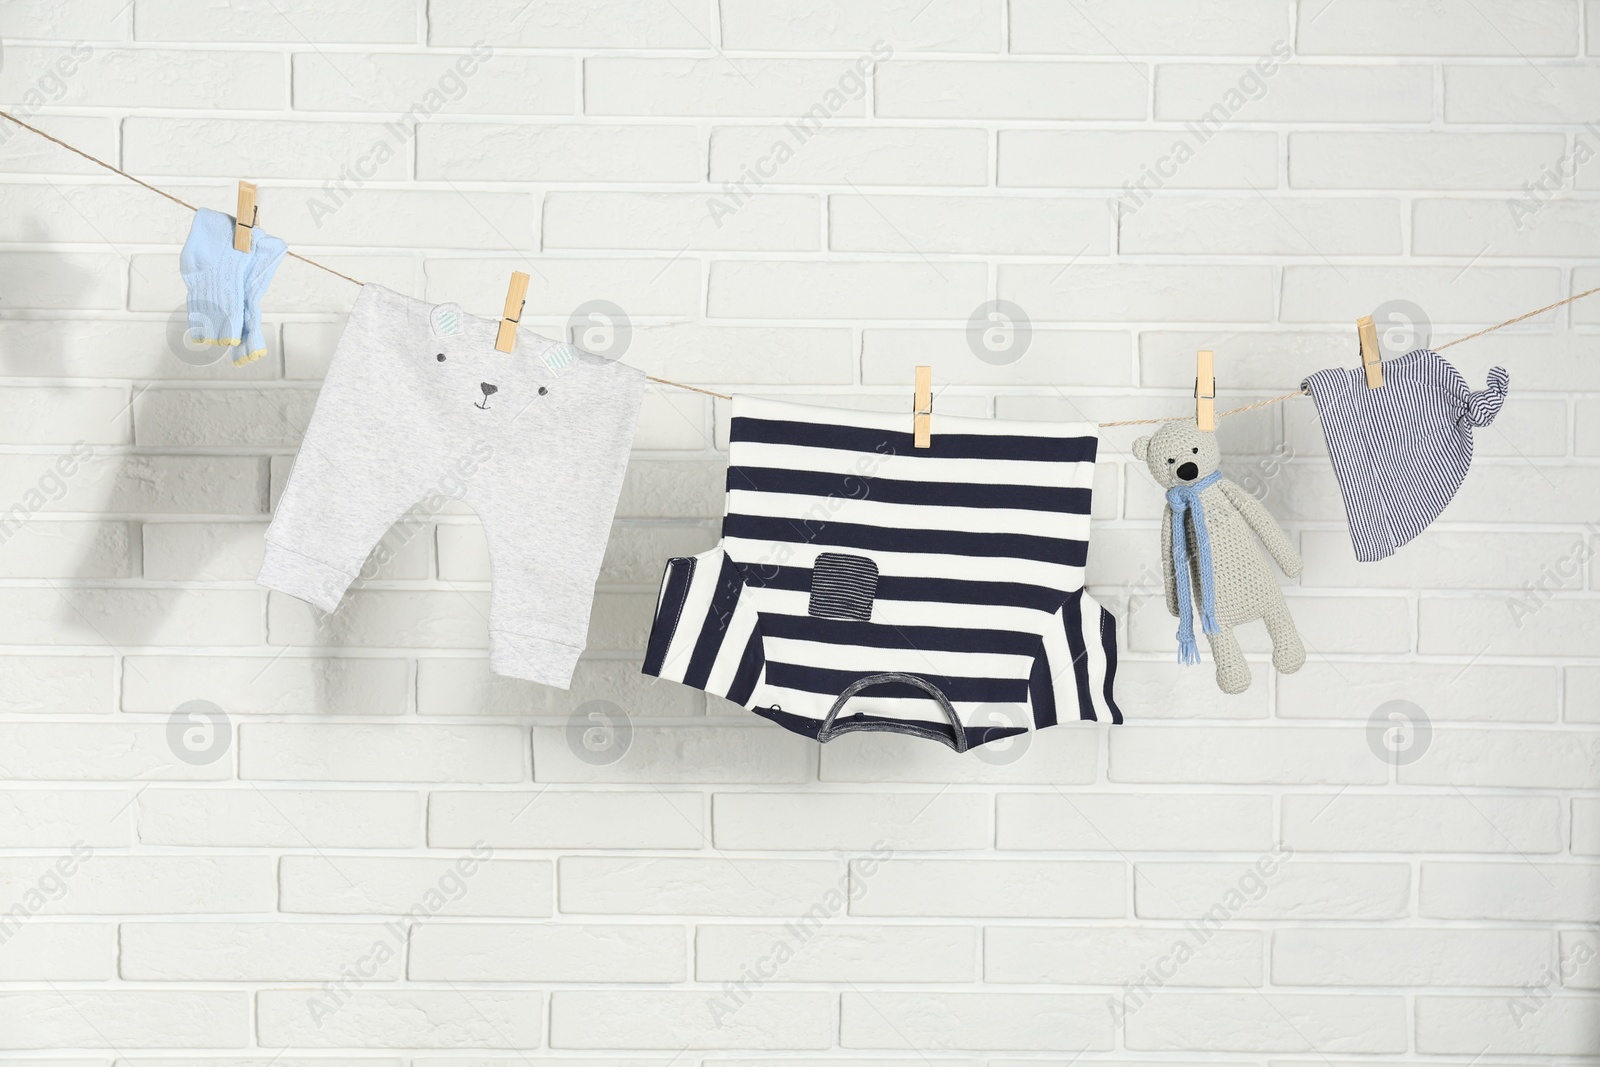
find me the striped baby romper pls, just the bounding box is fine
[642,397,1122,752]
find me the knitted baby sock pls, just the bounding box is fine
[179,208,248,351]
[237,230,286,367]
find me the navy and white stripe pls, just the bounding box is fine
[642,397,1122,752]
[1303,348,1508,562]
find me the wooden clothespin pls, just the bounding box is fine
[1194,349,1215,432]
[233,181,257,253]
[495,271,530,353]
[913,365,933,448]
[1357,314,1383,388]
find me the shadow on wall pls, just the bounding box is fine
[0,231,312,728]
[0,244,673,738]
[0,237,163,648]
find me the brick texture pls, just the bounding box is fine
[0,1,1594,1057]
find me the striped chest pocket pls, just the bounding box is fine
[808,552,879,622]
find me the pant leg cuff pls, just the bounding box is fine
[490,630,584,688]
[257,540,355,613]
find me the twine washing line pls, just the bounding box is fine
[0,108,725,398]
[2,107,1594,422]
[1097,281,1600,429]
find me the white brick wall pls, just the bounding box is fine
[0,0,1595,1059]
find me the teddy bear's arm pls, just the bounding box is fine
[1160,507,1179,616]
[1219,478,1303,577]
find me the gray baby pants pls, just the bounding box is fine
[259,283,643,686]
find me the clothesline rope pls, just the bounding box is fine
[0,107,702,395]
[1095,280,1600,429]
[2,107,1595,423]
[1101,388,1309,428]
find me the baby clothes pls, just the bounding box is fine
[259,283,643,687]
[180,207,286,366]
[1302,348,1508,562]
[643,397,1121,751]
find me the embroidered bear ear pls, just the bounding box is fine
[542,343,579,375]
[430,303,463,338]
[1132,435,1151,461]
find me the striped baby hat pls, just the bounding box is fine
[1302,348,1508,562]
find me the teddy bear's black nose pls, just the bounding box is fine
[1176,461,1199,481]
[480,382,498,397]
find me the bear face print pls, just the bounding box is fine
[435,350,509,412]
[435,337,560,412]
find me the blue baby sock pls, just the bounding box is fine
[237,229,286,366]
[179,208,247,351]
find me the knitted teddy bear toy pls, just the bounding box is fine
[1133,420,1305,694]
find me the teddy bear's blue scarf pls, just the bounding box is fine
[1166,470,1222,665]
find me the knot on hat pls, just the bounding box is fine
[1463,365,1509,428]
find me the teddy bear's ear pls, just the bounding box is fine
[1132,435,1150,461]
